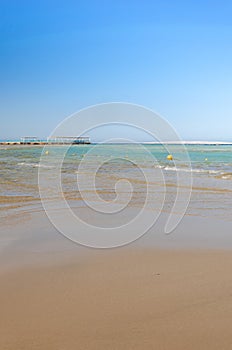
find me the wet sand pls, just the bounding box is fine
[1,247,232,350]
[1,207,232,349]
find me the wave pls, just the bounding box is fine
[17,162,232,180]
[17,162,54,169]
[154,165,221,175]
[155,165,232,180]
[216,172,232,180]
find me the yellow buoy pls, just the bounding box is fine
[167,154,173,161]
[45,150,49,155]
[205,158,208,161]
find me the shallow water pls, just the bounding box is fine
[1,144,232,221]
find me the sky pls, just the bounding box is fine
[1,0,232,141]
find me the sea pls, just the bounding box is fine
[1,143,232,222]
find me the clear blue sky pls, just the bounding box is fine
[1,0,232,141]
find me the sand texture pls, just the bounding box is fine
[1,249,232,349]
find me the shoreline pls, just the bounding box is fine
[1,208,232,269]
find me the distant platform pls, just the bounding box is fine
[0,136,91,145]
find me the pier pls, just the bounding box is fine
[0,136,91,145]
[47,136,91,144]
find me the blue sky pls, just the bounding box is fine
[1,0,232,141]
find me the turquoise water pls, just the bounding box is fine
[1,144,232,220]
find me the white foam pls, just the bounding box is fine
[18,162,54,169]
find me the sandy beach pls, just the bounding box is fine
[1,141,232,349]
[1,144,232,349]
[1,245,232,350]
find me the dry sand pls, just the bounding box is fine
[1,248,232,349]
